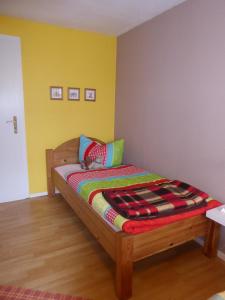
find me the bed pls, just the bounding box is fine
[46,137,220,300]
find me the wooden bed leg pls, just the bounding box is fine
[46,149,55,198]
[203,220,220,258]
[115,234,133,300]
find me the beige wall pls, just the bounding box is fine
[115,0,225,251]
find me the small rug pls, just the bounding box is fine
[0,286,90,300]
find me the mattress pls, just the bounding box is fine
[55,164,84,180]
[55,164,221,234]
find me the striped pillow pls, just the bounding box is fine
[79,135,124,168]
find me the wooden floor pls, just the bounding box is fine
[1,195,225,300]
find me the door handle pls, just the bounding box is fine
[6,116,18,134]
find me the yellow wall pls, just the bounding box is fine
[0,16,116,194]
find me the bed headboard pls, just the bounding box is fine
[46,137,103,196]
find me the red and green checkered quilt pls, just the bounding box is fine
[103,180,209,220]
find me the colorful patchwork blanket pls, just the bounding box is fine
[66,165,220,234]
[103,180,209,220]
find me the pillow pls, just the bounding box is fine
[79,135,124,168]
[79,135,101,162]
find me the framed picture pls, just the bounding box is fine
[68,87,80,101]
[50,86,63,100]
[84,88,96,101]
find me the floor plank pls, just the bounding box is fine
[0,195,225,299]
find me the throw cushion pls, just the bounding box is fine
[79,135,124,168]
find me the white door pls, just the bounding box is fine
[0,34,29,203]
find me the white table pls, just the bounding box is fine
[206,204,225,226]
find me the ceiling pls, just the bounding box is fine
[0,0,187,36]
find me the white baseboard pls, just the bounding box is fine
[0,196,29,203]
[195,238,225,262]
[29,192,48,198]
[29,189,60,198]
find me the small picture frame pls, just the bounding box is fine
[68,87,80,101]
[85,88,96,101]
[50,86,63,100]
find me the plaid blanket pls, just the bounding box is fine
[103,180,210,220]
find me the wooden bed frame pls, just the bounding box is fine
[46,137,220,300]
